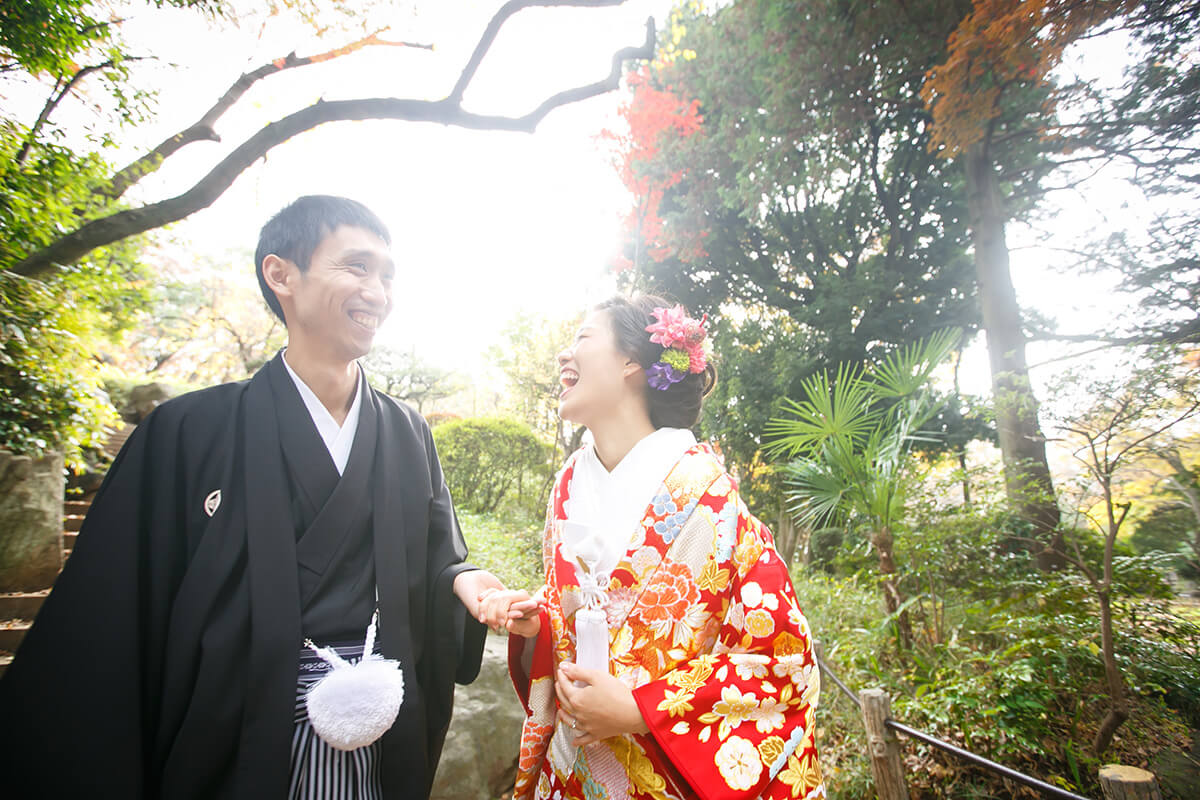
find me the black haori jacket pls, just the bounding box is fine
[0,354,486,799]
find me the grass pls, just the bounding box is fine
[458,505,545,592]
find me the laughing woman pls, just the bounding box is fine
[481,295,824,800]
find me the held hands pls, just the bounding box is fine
[477,587,542,637]
[452,569,506,621]
[554,662,649,746]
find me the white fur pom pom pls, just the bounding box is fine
[305,658,405,751]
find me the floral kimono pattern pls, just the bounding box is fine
[508,444,824,800]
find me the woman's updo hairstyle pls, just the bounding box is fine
[596,293,717,430]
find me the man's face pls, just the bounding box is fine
[285,225,395,363]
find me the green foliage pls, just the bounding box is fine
[0,123,149,463]
[457,506,544,594]
[767,329,960,532]
[433,416,551,515]
[800,509,1200,799]
[1131,504,1200,580]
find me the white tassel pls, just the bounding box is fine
[304,616,404,752]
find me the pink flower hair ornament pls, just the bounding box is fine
[644,305,709,391]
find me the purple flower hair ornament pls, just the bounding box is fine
[646,362,686,391]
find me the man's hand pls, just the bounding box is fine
[452,570,504,621]
[554,662,649,746]
[478,589,542,637]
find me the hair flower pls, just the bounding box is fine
[644,305,710,391]
[646,362,686,390]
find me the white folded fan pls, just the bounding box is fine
[304,611,405,751]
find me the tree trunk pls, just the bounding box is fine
[964,144,1064,569]
[774,504,801,566]
[873,526,912,649]
[1093,588,1130,754]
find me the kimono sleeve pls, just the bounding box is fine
[631,493,825,800]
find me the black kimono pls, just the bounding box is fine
[0,353,486,799]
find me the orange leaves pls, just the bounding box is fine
[601,65,705,267]
[921,0,1136,157]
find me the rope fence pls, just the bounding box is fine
[811,644,1163,800]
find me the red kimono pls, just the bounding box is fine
[508,443,825,800]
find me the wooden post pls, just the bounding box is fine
[860,688,910,800]
[1098,765,1162,800]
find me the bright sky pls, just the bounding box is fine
[114,0,677,375]
[11,1,1158,432]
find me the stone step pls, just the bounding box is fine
[64,500,92,516]
[0,622,30,654]
[0,591,49,620]
[63,531,77,552]
[0,654,11,680]
[64,514,86,532]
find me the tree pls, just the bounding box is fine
[363,345,460,414]
[1,0,656,460]
[1051,359,1200,753]
[6,1,656,279]
[603,2,984,518]
[486,311,582,459]
[765,329,961,650]
[920,0,1200,561]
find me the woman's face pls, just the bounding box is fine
[556,309,640,426]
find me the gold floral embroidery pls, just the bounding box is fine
[657,688,696,718]
[667,655,715,693]
[757,735,787,767]
[744,608,776,639]
[697,559,730,593]
[608,736,671,800]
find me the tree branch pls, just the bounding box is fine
[14,62,115,167]
[14,3,655,279]
[97,31,434,201]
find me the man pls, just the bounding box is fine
[0,195,502,799]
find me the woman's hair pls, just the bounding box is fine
[595,293,717,430]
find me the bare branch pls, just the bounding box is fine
[14,3,655,279]
[448,0,629,104]
[98,31,434,201]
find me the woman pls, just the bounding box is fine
[481,295,824,800]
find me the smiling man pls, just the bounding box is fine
[0,196,502,799]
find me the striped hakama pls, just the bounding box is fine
[288,641,384,800]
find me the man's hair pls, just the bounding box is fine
[254,195,392,323]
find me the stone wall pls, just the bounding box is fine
[431,633,526,800]
[0,449,64,592]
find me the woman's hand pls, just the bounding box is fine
[478,588,542,637]
[554,662,649,746]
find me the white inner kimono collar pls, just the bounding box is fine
[565,427,697,578]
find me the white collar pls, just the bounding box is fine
[565,427,697,576]
[281,351,363,476]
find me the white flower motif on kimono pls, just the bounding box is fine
[715,736,763,791]
[729,652,770,680]
[711,685,759,739]
[773,653,815,688]
[603,587,637,629]
[631,545,662,577]
[741,581,764,608]
[751,695,788,733]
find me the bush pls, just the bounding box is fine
[433,416,550,514]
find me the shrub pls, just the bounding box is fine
[433,416,550,514]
